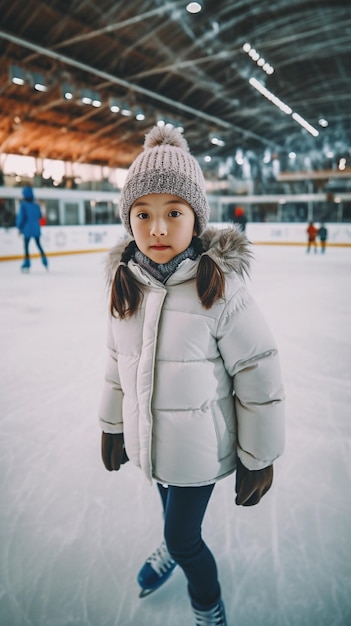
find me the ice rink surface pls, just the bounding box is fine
[1,242,350,626]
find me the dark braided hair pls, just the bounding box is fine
[110,241,143,318]
[110,237,225,319]
[191,235,225,308]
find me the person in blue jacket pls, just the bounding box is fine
[16,186,48,271]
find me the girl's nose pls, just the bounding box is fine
[150,218,167,236]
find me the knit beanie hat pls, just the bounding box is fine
[119,125,210,236]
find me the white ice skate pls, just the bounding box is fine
[192,599,227,626]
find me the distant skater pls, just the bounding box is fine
[306,221,318,253]
[232,206,247,232]
[16,186,48,272]
[98,125,285,626]
[318,223,328,253]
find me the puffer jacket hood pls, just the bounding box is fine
[105,225,252,284]
[22,186,34,201]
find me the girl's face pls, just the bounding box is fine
[130,193,197,263]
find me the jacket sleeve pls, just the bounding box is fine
[98,316,124,434]
[217,286,285,470]
[16,203,25,232]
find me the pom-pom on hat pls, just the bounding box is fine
[119,125,210,236]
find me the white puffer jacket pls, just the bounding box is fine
[98,226,285,486]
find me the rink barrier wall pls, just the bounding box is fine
[1,222,351,261]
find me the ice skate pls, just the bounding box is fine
[21,259,30,273]
[192,599,227,626]
[42,255,49,270]
[137,540,177,598]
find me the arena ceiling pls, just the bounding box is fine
[0,0,350,170]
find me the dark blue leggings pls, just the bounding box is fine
[24,236,46,260]
[157,482,221,610]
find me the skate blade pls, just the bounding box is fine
[138,567,178,598]
[139,587,157,598]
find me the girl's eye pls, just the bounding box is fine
[137,212,149,220]
[169,210,181,217]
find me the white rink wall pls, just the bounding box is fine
[1,222,351,261]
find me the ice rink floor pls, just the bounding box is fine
[1,243,351,626]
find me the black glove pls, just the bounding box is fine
[101,432,129,471]
[235,457,273,506]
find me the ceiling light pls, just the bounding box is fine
[109,98,120,113]
[156,115,184,131]
[62,83,74,100]
[263,63,274,75]
[135,108,145,121]
[209,133,225,147]
[91,93,102,107]
[292,112,319,137]
[249,78,292,115]
[243,45,274,74]
[32,72,47,92]
[120,103,132,116]
[81,89,92,105]
[318,118,328,127]
[10,65,26,85]
[249,77,319,137]
[165,118,185,132]
[80,89,102,107]
[249,49,259,61]
[186,2,202,13]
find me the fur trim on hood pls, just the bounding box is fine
[106,225,252,284]
[200,225,252,279]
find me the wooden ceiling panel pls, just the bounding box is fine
[0,0,349,168]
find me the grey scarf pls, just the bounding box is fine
[134,240,200,284]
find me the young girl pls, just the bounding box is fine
[98,126,285,626]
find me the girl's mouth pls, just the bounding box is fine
[150,245,170,250]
